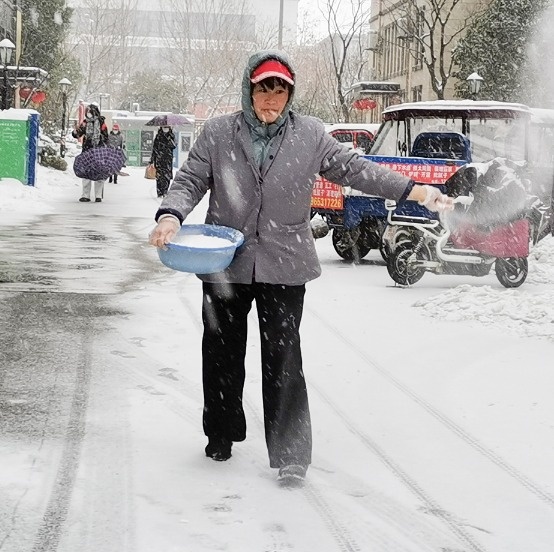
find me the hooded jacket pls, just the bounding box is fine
[241,51,295,169]
[155,50,413,285]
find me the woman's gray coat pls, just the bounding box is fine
[155,50,413,286]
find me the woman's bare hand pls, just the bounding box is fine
[149,218,180,248]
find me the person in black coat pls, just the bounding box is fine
[150,126,176,197]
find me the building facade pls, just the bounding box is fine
[366,0,490,119]
[66,0,299,75]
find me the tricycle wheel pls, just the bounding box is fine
[495,257,528,288]
[379,227,413,263]
[332,228,371,262]
[387,241,427,286]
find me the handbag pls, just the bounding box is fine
[144,163,156,179]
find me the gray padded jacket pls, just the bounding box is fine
[155,50,413,285]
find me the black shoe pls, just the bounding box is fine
[108,177,112,183]
[95,198,102,202]
[205,438,232,461]
[278,464,307,485]
[79,197,90,202]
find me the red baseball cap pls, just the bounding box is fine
[251,59,294,86]
[112,123,120,130]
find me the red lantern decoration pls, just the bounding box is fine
[19,86,33,100]
[31,90,47,104]
[352,98,377,111]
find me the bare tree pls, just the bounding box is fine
[68,0,147,102]
[306,0,373,122]
[380,0,486,99]
[159,0,256,117]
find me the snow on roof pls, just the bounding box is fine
[0,108,39,120]
[383,100,531,114]
[529,107,554,125]
[324,123,381,133]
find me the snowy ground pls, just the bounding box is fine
[1,158,554,552]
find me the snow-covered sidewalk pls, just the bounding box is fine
[1,163,554,551]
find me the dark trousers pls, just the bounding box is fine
[156,165,172,197]
[201,282,312,468]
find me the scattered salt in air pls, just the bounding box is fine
[172,234,232,248]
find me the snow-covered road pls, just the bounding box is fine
[1,163,553,551]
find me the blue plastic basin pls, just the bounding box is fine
[157,224,244,274]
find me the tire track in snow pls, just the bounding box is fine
[305,304,554,510]
[311,382,486,552]
[31,334,92,552]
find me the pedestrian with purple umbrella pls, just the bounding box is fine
[150,126,176,198]
[72,103,109,202]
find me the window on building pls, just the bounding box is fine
[412,85,422,102]
[382,22,407,80]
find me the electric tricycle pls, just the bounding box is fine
[311,100,553,261]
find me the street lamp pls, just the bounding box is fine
[58,77,72,158]
[466,72,484,100]
[0,38,16,110]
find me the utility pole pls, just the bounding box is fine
[278,0,284,49]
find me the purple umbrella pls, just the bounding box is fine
[73,147,126,181]
[145,113,193,127]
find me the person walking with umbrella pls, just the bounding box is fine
[72,103,109,202]
[150,126,176,198]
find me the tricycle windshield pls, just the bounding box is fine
[370,106,528,162]
[468,116,527,162]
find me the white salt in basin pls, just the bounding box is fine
[171,234,232,248]
[158,223,244,274]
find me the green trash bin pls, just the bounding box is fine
[0,118,29,183]
[124,129,141,166]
